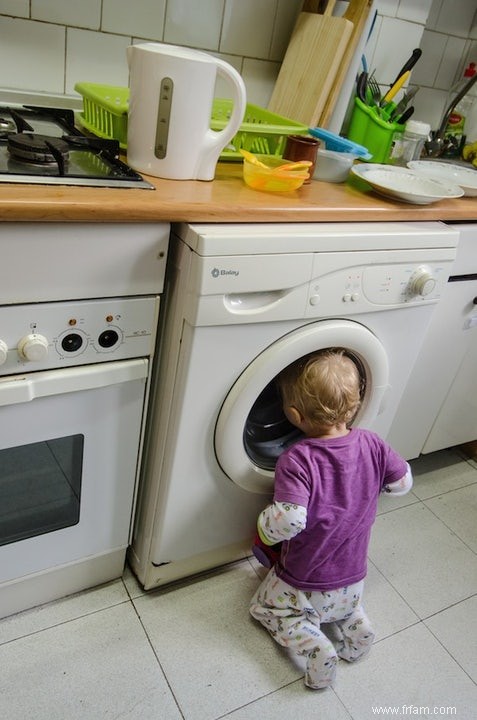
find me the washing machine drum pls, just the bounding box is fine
[214,319,389,494]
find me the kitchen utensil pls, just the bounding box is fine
[391,48,422,87]
[126,43,246,180]
[241,153,310,192]
[350,163,464,204]
[240,149,311,174]
[282,134,319,182]
[308,126,371,158]
[367,72,381,106]
[388,86,419,121]
[347,97,404,163]
[381,70,410,107]
[319,0,374,128]
[396,106,415,125]
[313,148,357,182]
[267,0,354,126]
[356,71,368,103]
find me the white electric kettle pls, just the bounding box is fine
[126,43,246,181]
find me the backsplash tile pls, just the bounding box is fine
[31,0,101,30]
[102,0,166,40]
[65,28,131,95]
[164,0,224,50]
[0,0,475,136]
[0,17,65,93]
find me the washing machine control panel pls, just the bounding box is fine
[306,256,452,316]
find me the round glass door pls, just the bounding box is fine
[214,319,389,494]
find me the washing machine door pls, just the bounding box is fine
[214,319,389,494]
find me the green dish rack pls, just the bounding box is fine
[74,82,309,160]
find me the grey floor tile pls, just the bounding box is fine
[425,595,477,683]
[363,561,419,641]
[0,602,182,720]
[334,623,477,720]
[222,679,353,719]
[133,560,301,720]
[369,503,477,618]
[424,483,477,552]
[0,578,129,645]
[410,448,477,500]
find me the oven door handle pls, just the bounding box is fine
[0,359,148,407]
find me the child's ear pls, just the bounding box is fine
[285,405,303,428]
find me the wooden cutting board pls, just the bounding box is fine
[319,0,373,128]
[268,0,354,126]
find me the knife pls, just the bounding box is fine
[388,86,419,121]
[391,48,422,87]
[396,106,415,125]
[380,70,410,107]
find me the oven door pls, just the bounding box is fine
[0,359,148,585]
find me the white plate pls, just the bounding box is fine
[350,164,464,204]
[408,160,477,197]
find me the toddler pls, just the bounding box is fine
[249,349,412,690]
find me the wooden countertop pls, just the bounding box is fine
[1,162,476,223]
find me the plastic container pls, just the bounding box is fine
[308,127,371,159]
[241,153,309,192]
[347,98,405,164]
[75,82,129,148]
[444,62,476,155]
[390,120,431,165]
[313,148,356,182]
[74,82,309,160]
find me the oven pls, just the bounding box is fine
[0,222,169,619]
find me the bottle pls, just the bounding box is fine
[444,62,476,156]
[390,120,431,165]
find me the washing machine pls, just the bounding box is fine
[129,221,458,590]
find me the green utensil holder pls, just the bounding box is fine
[347,98,404,164]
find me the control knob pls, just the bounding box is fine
[0,339,8,365]
[408,266,436,297]
[17,333,49,362]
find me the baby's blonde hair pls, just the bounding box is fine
[278,349,362,428]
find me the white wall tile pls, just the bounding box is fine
[435,35,469,89]
[220,0,275,58]
[0,0,28,16]
[426,0,444,30]
[164,0,224,51]
[396,0,433,25]
[31,0,101,30]
[368,17,425,85]
[65,28,131,95]
[269,0,301,62]
[0,18,65,93]
[241,58,278,106]
[434,0,477,38]
[412,85,448,130]
[102,0,166,41]
[410,29,448,87]
[375,0,399,17]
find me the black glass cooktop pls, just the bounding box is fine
[0,105,154,189]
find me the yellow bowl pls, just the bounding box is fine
[241,153,309,192]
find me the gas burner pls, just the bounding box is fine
[0,117,17,138]
[7,133,70,165]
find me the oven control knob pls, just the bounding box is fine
[0,339,8,365]
[408,266,436,297]
[17,333,49,362]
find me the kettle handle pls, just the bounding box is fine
[196,59,246,180]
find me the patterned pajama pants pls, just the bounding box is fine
[249,567,375,689]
